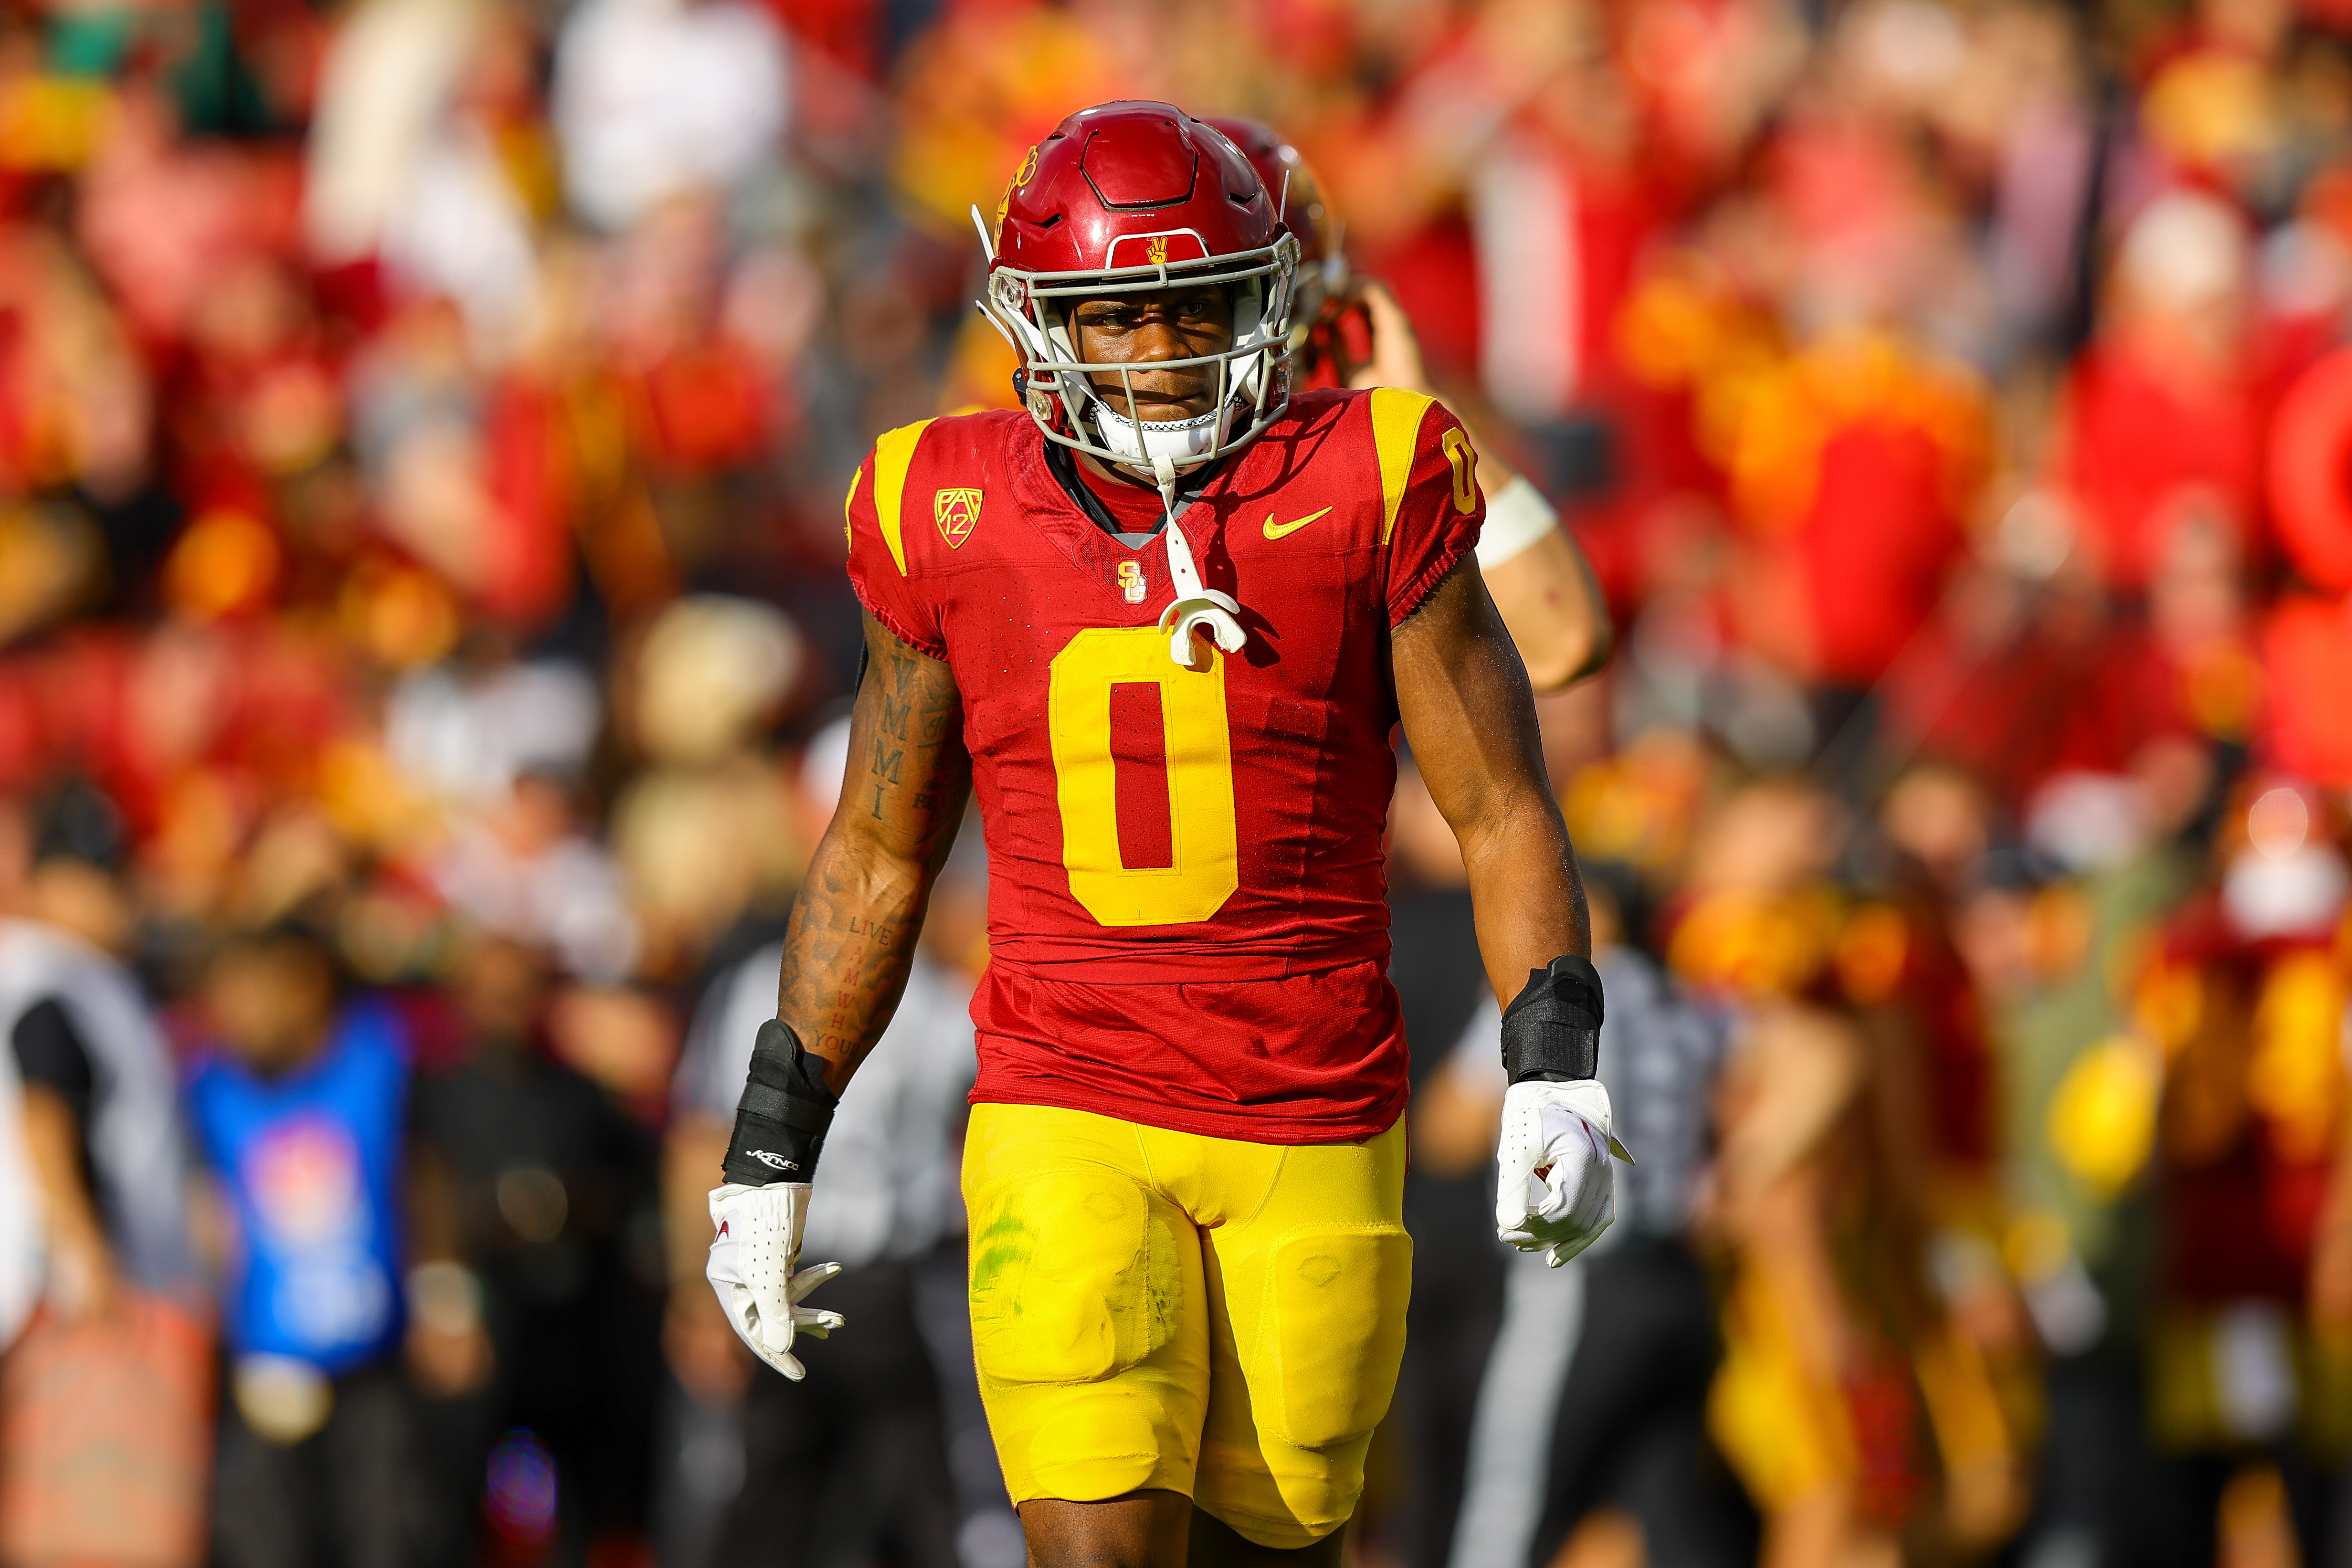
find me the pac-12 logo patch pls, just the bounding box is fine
[935,488,982,548]
[1117,560,1147,603]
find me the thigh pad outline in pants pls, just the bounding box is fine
[1194,1124,1412,1552]
[964,1106,1208,1506]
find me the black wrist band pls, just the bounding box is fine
[1500,954,1605,1085]
[721,1020,839,1184]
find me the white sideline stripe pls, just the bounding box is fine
[1449,1249,1586,1568]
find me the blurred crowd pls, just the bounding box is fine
[0,1,2346,1568]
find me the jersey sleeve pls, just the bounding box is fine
[842,419,950,658]
[1367,389,1486,626]
[12,997,93,1127]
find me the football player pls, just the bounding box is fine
[1205,116,1613,694]
[704,103,1618,1566]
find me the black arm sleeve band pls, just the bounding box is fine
[721,1020,840,1185]
[1500,955,1606,1085]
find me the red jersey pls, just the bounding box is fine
[844,388,1484,1142]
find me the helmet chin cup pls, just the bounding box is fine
[1089,402,1221,477]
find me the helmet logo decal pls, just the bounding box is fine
[1117,560,1147,604]
[935,489,982,549]
[994,147,1039,247]
[1107,230,1208,268]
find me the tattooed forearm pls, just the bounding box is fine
[775,614,972,1094]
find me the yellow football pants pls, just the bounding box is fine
[962,1102,1412,1550]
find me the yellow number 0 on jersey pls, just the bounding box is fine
[1441,425,1478,513]
[1047,626,1238,926]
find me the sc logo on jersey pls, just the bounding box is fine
[936,488,982,548]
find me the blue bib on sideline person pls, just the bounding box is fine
[187,1000,409,1372]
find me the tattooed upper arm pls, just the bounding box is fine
[847,616,970,856]
[774,614,973,1082]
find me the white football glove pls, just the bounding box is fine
[1495,1079,1621,1267]
[706,1182,845,1380]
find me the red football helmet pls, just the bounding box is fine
[978,101,1300,483]
[1202,117,1348,342]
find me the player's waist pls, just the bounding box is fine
[982,927,1391,984]
[968,951,1409,1142]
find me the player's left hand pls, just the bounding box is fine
[707,1182,844,1380]
[1495,1079,1620,1266]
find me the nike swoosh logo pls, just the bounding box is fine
[1262,506,1334,541]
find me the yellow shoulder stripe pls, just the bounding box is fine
[871,418,935,575]
[1368,388,1436,547]
[842,464,862,552]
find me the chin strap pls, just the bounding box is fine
[1151,454,1247,670]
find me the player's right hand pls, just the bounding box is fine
[706,1182,844,1380]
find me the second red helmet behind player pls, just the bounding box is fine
[1201,116,1348,346]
